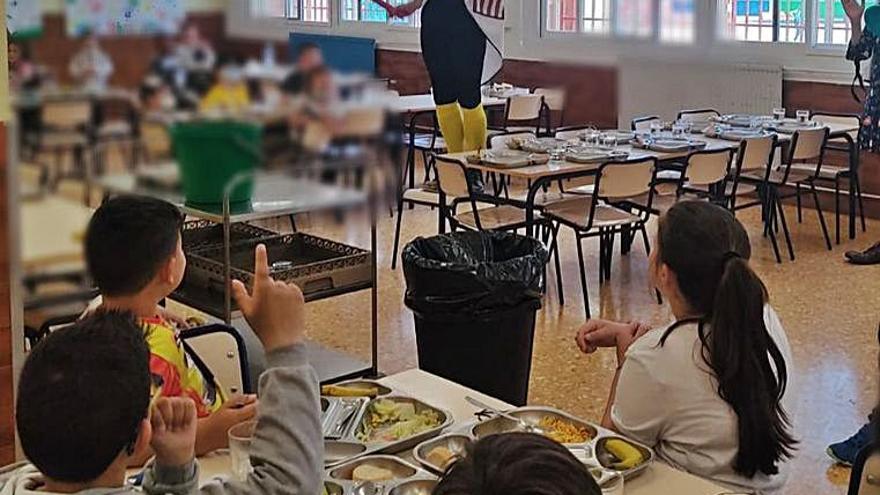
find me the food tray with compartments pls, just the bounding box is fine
[184,233,372,299]
[413,406,654,487]
[181,220,279,252]
[320,380,454,468]
[466,150,550,169]
[324,456,437,495]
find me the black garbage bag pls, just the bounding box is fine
[402,231,550,405]
[402,231,549,318]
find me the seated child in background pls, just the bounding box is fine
[435,432,601,495]
[0,244,323,494]
[200,61,251,113]
[287,66,344,149]
[84,195,257,463]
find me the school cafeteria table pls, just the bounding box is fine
[445,119,861,238]
[393,92,522,190]
[187,369,727,495]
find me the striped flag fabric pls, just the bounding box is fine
[471,0,504,20]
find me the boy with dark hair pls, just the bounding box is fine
[281,42,324,95]
[0,245,322,494]
[84,195,256,460]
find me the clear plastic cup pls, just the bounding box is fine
[773,107,786,121]
[796,110,810,124]
[228,420,258,481]
[601,472,625,495]
[650,121,664,135]
[601,134,618,149]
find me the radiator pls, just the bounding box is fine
[617,60,783,129]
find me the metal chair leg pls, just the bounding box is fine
[391,197,406,270]
[775,194,795,261]
[835,176,841,245]
[550,224,564,306]
[796,182,803,223]
[767,189,782,264]
[575,234,590,319]
[856,175,867,233]
[809,182,832,251]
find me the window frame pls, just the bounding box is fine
[340,0,421,28]
[540,0,696,44]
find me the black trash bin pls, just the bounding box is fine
[402,231,549,406]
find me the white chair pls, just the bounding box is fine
[630,115,660,132]
[494,94,544,134]
[30,98,94,189]
[543,157,659,318]
[797,112,866,244]
[181,324,251,396]
[678,148,735,204]
[676,108,720,130]
[534,87,566,136]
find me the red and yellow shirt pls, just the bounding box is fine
[141,316,226,417]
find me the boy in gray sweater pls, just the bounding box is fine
[0,245,323,495]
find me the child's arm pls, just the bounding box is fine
[143,245,320,495]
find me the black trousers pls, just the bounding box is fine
[420,0,487,109]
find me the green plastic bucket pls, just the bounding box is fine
[170,121,262,206]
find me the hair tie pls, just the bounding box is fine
[722,251,741,264]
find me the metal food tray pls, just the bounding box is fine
[636,139,708,153]
[322,381,455,467]
[325,456,437,495]
[564,149,629,164]
[509,137,565,154]
[182,220,278,252]
[467,150,550,169]
[421,406,654,483]
[185,233,371,298]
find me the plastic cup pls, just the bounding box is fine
[228,420,258,481]
[601,472,625,495]
[796,110,810,124]
[773,107,786,121]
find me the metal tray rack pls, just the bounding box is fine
[182,220,278,252]
[325,456,437,495]
[413,406,655,485]
[321,380,454,467]
[185,233,372,301]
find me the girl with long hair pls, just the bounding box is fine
[576,201,797,493]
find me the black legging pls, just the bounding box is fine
[420,0,487,109]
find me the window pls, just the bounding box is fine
[249,0,330,23]
[543,0,694,42]
[342,0,421,27]
[718,0,805,43]
[815,0,848,45]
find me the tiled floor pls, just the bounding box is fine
[297,196,880,495]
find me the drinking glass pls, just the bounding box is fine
[601,472,625,495]
[672,121,687,137]
[796,110,810,124]
[772,107,786,121]
[229,420,258,481]
[584,129,600,147]
[602,134,617,149]
[649,121,664,135]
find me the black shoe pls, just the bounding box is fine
[845,242,880,265]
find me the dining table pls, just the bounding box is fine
[440,119,861,239]
[177,369,728,495]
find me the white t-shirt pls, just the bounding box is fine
[611,306,796,495]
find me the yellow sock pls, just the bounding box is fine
[436,103,464,153]
[461,104,488,152]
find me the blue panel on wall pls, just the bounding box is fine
[289,33,377,74]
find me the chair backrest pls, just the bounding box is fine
[42,99,93,129]
[686,149,732,186]
[338,107,385,138]
[534,88,565,111]
[811,111,860,141]
[596,157,656,199]
[677,108,720,123]
[181,324,250,395]
[631,115,660,132]
[434,156,472,198]
[490,131,536,150]
[737,135,777,172]
[302,121,334,153]
[506,94,544,122]
[789,127,828,162]
[140,120,172,161]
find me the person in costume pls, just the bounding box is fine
[373,0,504,153]
[841,0,880,265]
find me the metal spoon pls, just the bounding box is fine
[464,396,544,435]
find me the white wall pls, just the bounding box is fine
[226,0,858,85]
